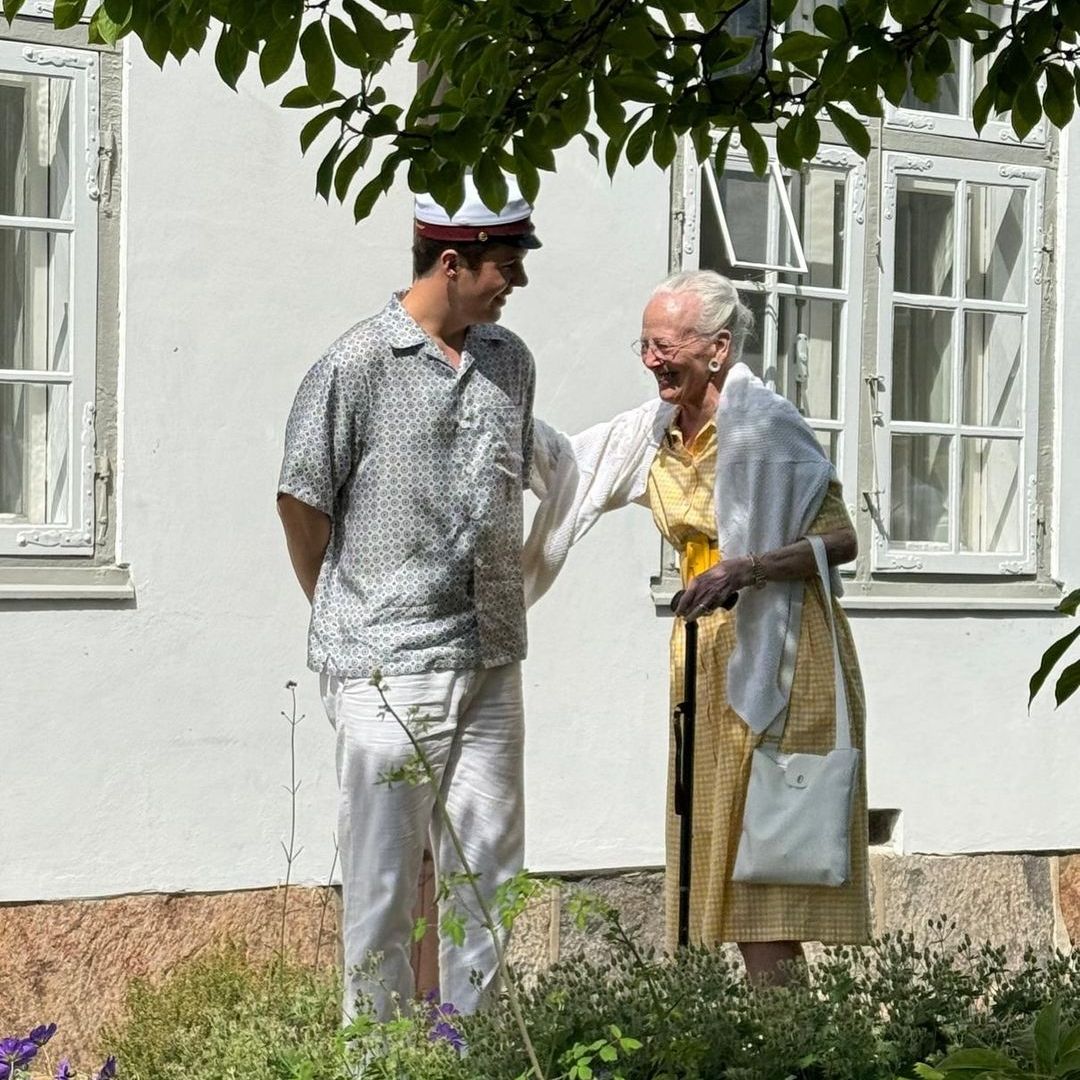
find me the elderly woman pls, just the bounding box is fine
[526,270,870,982]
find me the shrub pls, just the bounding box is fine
[100,945,338,1080]
[93,919,1080,1080]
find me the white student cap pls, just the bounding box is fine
[414,172,541,248]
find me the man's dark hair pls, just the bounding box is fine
[412,236,487,279]
[411,234,533,279]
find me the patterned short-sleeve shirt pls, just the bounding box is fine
[278,294,535,678]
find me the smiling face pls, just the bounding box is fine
[452,243,529,325]
[640,291,731,408]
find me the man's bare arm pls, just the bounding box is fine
[277,494,332,603]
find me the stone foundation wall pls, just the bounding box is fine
[6,853,1080,1069]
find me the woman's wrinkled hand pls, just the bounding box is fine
[675,557,752,621]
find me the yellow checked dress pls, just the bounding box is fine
[646,420,870,949]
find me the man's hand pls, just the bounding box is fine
[277,494,332,603]
[674,558,751,621]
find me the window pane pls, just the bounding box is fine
[891,433,950,544]
[966,184,1026,303]
[0,381,69,523]
[0,71,72,220]
[717,169,773,266]
[0,228,72,371]
[900,40,961,114]
[960,437,1022,552]
[962,312,1023,428]
[737,289,768,379]
[700,172,766,284]
[780,168,846,288]
[777,295,842,420]
[892,306,953,423]
[894,177,956,296]
[813,428,839,466]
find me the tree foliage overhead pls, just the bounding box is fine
[3,0,1076,215]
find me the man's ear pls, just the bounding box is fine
[440,249,459,278]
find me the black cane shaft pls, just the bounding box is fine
[677,616,697,948]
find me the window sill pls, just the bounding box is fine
[0,564,135,600]
[651,578,1064,613]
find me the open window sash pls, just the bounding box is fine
[702,155,809,275]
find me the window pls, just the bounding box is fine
[873,156,1043,574]
[669,59,1058,606]
[0,21,127,598]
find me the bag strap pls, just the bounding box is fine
[806,534,851,751]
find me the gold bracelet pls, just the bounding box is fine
[749,552,767,590]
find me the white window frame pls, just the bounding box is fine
[0,38,99,556]
[681,137,865,508]
[703,157,809,274]
[872,152,1044,575]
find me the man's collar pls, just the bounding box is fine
[383,292,504,351]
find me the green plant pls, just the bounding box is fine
[913,1000,1080,1080]
[1030,588,1080,708]
[6,0,1080,220]
[100,946,339,1080]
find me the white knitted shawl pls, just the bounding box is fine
[524,362,840,735]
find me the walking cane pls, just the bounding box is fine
[670,588,737,948]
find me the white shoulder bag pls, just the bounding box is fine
[731,534,859,888]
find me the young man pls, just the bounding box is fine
[277,178,540,1021]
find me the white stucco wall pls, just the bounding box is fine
[2,41,1080,903]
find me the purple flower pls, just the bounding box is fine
[428,1019,465,1052]
[0,1038,38,1068]
[55,1061,73,1080]
[93,1056,117,1080]
[29,1024,57,1047]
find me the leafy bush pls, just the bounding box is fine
[101,946,338,1080]
[97,920,1080,1080]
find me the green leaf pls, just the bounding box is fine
[739,121,768,176]
[299,108,338,152]
[561,77,590,137]
[474,153,509,213]
[604,113,638,178]
[281,85,325,108]
[608,73,669,105]
[213,27,248,90]
[796,112,821,157]
[53,0,88,29]
[773,31,830,63]
[300,20,336,101]
[826,103,871,156]
[2,0,22,21]
[594,76,626,139]
[315,140,345,202]
[625,117,655,167]
[410,916,428,942]
[775,116,803,170]
[1030,626,1080,704]
[1036,1001,1063,1073]
[713,129,733,177]
[343,0,398,63]
[652,124,678,169]
[813,5,847,41]
[88,4,129,45]
[260,18,301,85]
[1012,77,1043,141]
[613,16,659,59]
[512,150,540,205]
[972,80,995,131]
[1057,658,1080,708]
[1060,587,1080,616]
[1044,65,1075,128]
[329,15,368,70]
[935,1047,1018,1071]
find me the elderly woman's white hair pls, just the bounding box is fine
[651,270,755,362]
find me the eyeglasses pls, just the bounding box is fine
[631,335,709,362]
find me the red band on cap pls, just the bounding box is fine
[414,218,535,242]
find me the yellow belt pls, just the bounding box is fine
[680,536,720,585]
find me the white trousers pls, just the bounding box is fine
[321,663,525,1022]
